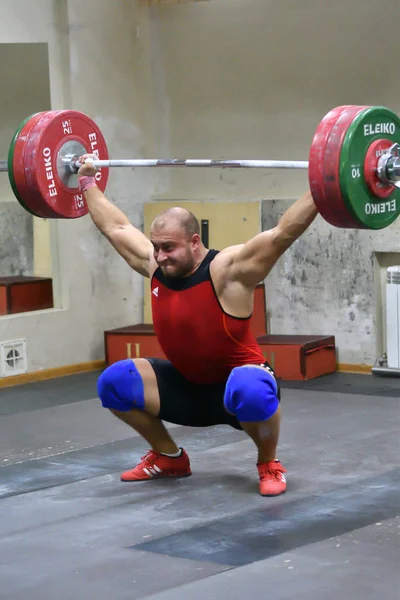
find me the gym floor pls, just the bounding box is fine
[0,371,399,600]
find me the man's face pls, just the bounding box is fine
[151,224,198,278]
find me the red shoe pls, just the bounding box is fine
[257,460,287,496]
[121,448,191,482]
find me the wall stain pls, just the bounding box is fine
[261,199,380,363]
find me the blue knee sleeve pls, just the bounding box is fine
[97,359,145,412]
[223,366,279,422]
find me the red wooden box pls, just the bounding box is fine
[257,334,336,380]
[0,276,53,315]
[104,324,165,365]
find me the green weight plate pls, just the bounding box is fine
[8,113,42,216]
[339,106,400,229]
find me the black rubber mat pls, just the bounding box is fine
[280,372,400,397]
[134,468,400,566]
[0,424,244,499]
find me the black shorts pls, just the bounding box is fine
[147,358,280,431]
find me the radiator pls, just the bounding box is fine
[386,266,400,369]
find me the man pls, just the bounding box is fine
[78,155,318,496]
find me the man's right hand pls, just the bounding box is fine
[77,154,98,177]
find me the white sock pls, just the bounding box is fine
[161,448,182,458]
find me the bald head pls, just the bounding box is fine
[150,207,207,279]
[151,207,200,239]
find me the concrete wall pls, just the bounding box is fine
[1,0,400,373]
[0,42,51,276]
[262,201,400,365]
[0,0,160,372]
[148,0,400,201]
[0,203,33,276]
[0,43,51,203]
[148,0,400,367]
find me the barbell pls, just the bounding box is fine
[2,105,400,228]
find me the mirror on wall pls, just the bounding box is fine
[0,43,54,316]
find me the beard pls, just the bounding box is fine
[159,259,194,279]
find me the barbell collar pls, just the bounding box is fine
[377,143,400,185]
[385,157,400,183]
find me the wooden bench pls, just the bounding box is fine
[257,334,336,380]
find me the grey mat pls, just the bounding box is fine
[140,518,400,600]
[0,425,244,499]
[0,381,399,600]
[0,370,101,416]
[134,468,400,566]
[280,371,400,396]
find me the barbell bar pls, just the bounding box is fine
[2,105,400,228]
[64,157,310,170]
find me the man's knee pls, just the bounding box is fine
[223,365,279,422]
[97,359,145,412]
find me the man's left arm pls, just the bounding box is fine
[228,190,319,287]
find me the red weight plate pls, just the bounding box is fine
[364,138,395,199]
[12,112,61,218]
[323,106,370,228]
[21,111,70,218]
[309,105,353,227]
[24,110,109,219]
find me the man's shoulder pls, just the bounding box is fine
[211,244,244,268]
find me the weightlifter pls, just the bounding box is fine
[78,154,318,496]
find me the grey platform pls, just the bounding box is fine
[0,370,399,599]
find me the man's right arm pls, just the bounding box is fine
[78,155,154,277]
[82,184,153,278]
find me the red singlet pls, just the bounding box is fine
[151,250,265,384]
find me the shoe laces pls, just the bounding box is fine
[140,450,159,464]
[258,461,287,480]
